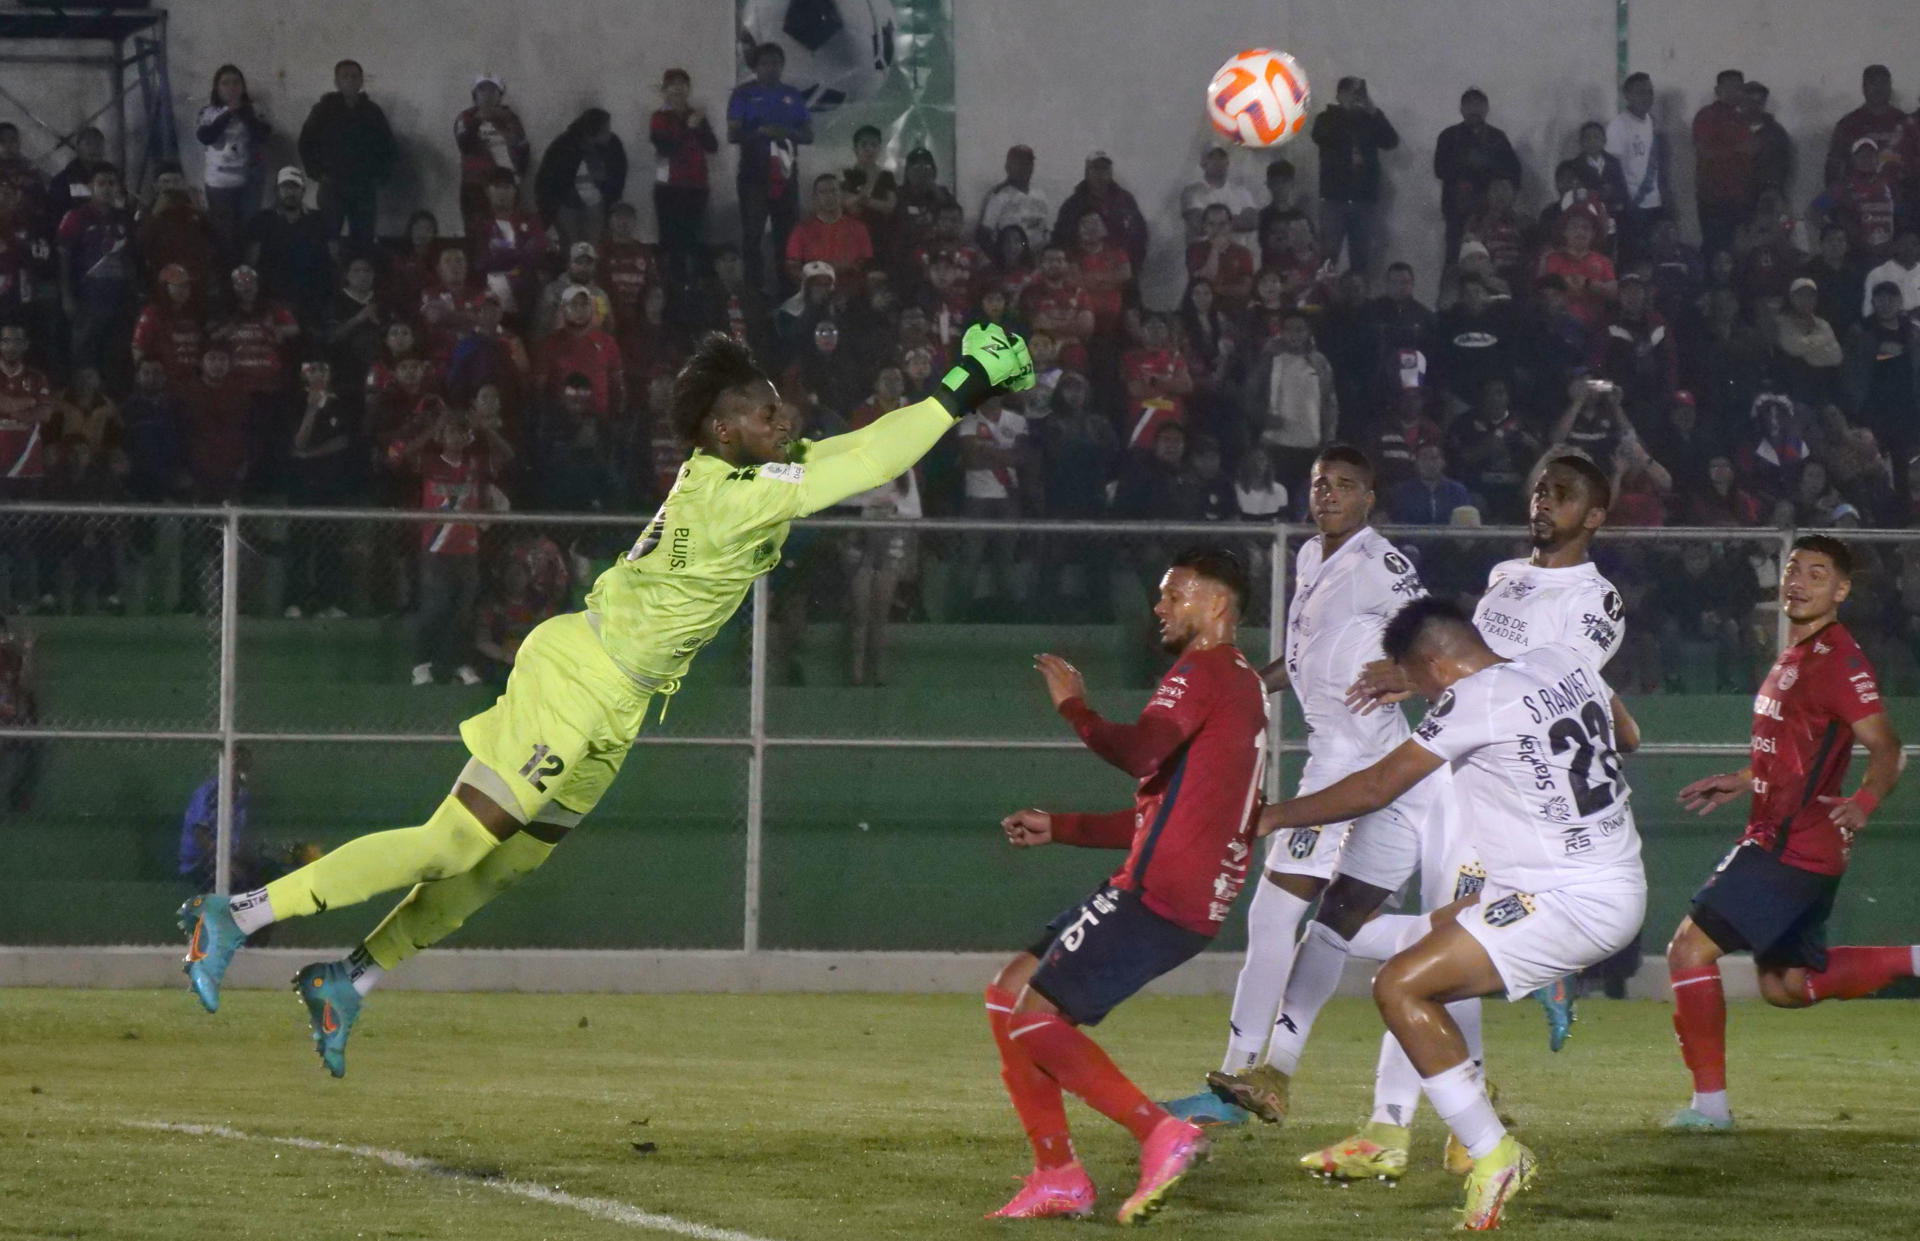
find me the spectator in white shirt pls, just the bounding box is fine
[956,395,1028,607]
[1605,71,1669,262]
[1181,146,1260,243]
[1861,230,1920,316]
[975,144,1050,253]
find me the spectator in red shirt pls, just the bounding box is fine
[1824,64,1920,190]
[1069,211,1132,340]
[1122,312,1194,432]
[1818,137,1901,260]
[467,167,549,320]
[472,554,548,685]
[648,67,717,290]
[184,347,252,501]
[211,265,299,397]
[990,224,1036,303]
[536,285,626,422]
[600,201,657,327]
[1021,244,1095,351]
[418,246,485,363]
[1687,452,1765,525]
[132,264,207,386]
[0,322,52,497]
[134,163,218,305]
[387,399,511,687]
[1051,151,1150,268]
[454,74,531,232]
[784,172,873,288]
[1368,386,1443,488]
[529,242,614,343]
[1186,203,1255,311]
[915,201,990,288]
[1538,213,1617,326]
[1463,175,1533,291]
[1692,68,1756,256]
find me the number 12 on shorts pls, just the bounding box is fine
[519,744,566,792]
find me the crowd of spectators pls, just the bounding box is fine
[3,52,1920,689]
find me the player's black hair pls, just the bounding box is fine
[1460,87,1488,105]
[1622,71,1651,91]
[1715,68,1745,86]
[672,333,768,447]
[1791,534,1853,577]
[1169,546,1249,617]
[1382,596,1476,663]
[1313,443,1375,486]
[1540,450,1612,511]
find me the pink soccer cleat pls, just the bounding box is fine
[986,1161,1097,1219]
[1116,1117,1210,1226]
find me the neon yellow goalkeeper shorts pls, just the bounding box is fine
[459,611,654,825]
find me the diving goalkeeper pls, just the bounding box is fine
[178,324,1034,1075]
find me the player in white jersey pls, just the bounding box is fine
[1161,446,1441,1128]
[1297,452,1641,1181]
[1261,597,1646,1230]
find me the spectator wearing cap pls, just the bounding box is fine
[1691,68,1755,256]
[976,144,1049,255]
[1309,76,1399,275]
[728,43,812,296]
[535,285,626,425]
[785,171,873,289]
[536,108,629,252]
[1825,64,1920,189]
[1433,87,1521,271]
[1843,278,1920,490]
[131,265,206,386]
[776,260,838,359]
[1180,146,1260,243]
[1605,72,1669,261]
[530,241,614,343]
[1590,271,1675,412]
[1051,151,1148,269]
[195,65,271,256]
[1860,229,1920,316]
[468,167,550,319]
[1817,138,1901,260]
[649,68,718,290]
[1776,275,1844,404]
[135,162,218,304]
[888,146,957,271]
[296,59,397,245]
[1440,238,1511,305]
[455,73,531,232]
[243,166,333,328]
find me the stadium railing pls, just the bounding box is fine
[0,503,1912,991]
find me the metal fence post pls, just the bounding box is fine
[743,574,769,953]
[1266,523,1288,800]
[1777,525,1794,653]
[213,506,240,895]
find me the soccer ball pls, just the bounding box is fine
[739,0,897,112]
[1206,48,1311,148]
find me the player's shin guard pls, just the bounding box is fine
[1802,945,1919,1002]
[1421,1060,1505,1160]
[359,829,558,972]
[1669,964,1728,1093]
[986,986,1073,1169]
[260,795,499,922]
[1221,879,1312,1072]
[1265,922,1352,1072]
[1012,1012,1166,1143]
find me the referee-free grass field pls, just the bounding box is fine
[4,990,1915,1241]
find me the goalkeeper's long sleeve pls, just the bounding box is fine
[792,397,957,517]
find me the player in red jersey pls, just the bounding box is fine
[984,548,1268,1226]
[1666,535,1911,1130]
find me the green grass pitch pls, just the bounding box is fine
[4,990,1915,1240]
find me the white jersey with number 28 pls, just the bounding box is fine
[1409,644,1643,894]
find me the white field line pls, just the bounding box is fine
[126,1120,784,1241]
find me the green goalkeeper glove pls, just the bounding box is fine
[935,323,1035,416]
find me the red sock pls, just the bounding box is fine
[985,986,1074,1169]
[1010,1010,1167,1144]
[1803,945,1916,1002]
[1670,964,1727,1093]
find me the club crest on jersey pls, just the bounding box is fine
[1286,827,1321,860]
[1777,664,1798,691]
[1499,579,1535,600]
[1453,861,1487,901]
[1482,893,1536,927]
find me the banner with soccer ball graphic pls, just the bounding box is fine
[735,0,955,185]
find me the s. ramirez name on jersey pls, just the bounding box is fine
[1521,665,1603,724]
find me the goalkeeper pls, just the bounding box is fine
[178,325,1034,1076]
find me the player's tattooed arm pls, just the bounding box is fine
[1677,767,1753,816]
[1256,739,1444,836]
[1343,657,1411,715]
[1259,655,1290,693]
[1819,711,1903,846]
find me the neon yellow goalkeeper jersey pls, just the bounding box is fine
[583,396,954,695]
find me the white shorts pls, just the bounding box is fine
[1265,755,1436,891]
[1417,771,1486,912]
[1461,875,1648,1001]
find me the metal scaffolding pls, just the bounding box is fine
[0,6,175,187]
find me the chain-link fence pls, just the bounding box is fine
[2,503,1915,954]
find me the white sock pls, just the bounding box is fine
[1691,1090,1732,1123]
[1371,1030,1423,1127]
[1221,878,1312,1073]
[228,888,276,934]
[1348,912,1425,961]
[1911,945,1920,974]
[1265,921,1352,1073]
[347,945,385,998]
[1451,997,1485,1065]
[1423,1060,1506,1159]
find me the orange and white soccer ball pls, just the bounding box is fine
[1207,48,1311,148]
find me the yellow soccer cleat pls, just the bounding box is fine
[1443,1077,1501,1175]
[1203,1063,1291,1124]
[1456,1135,1536,1231]
[1299,1121,1411,1181]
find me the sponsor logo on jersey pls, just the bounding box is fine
[1392,574,1423,597]
[1603,589,1624,621]
[1561,824,1594,855]
[1754,693,1784,721]
[759,462,806,484]
[1516,732,1554,790]
[1600,809,1628,836]
[1499,579,1535,601]
[1580,613,1618,649]
[1814,641,1831,654]
[1415,690,1455,740]
[1384,552,1412,576]
[1777,664,1798,691]
[1482,893,1536,927]
[1287,826,1322,860]
[1479,609,1528,645]
[1541,795,1572,822]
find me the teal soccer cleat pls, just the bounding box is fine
[293,961,361,1078]
[1665,1106,1735,1132]
[178,894,246,1013]
[1162,1087,1251,1128]
[1533,975,1575,1052]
